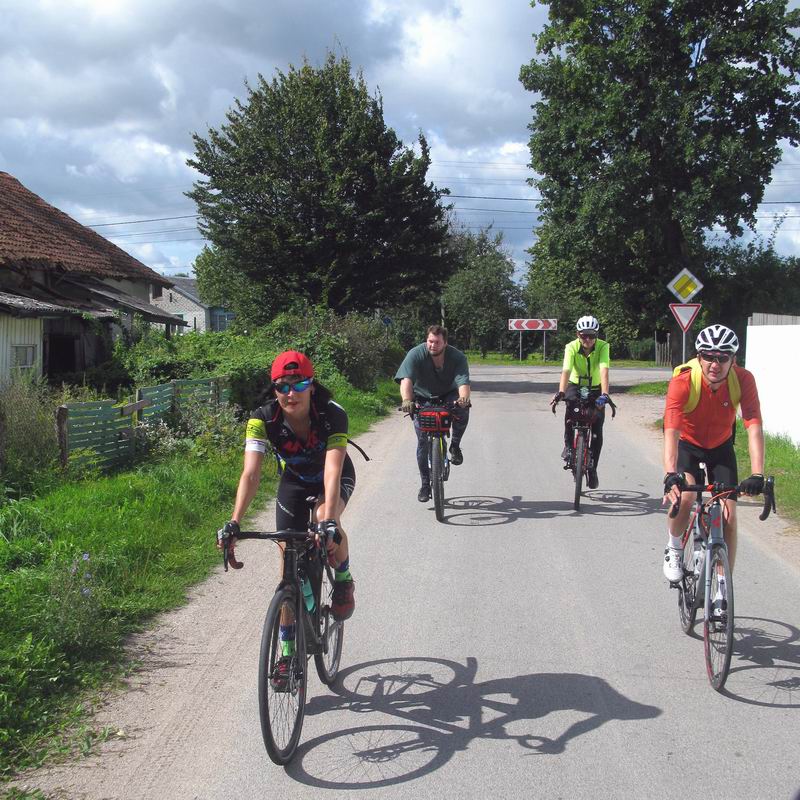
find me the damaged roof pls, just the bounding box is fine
[0,172,172,287]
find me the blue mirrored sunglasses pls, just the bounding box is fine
[275,378,313,394]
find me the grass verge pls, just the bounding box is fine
[466,351,659,369]
[0,377,397,783]
[624,380,670,395]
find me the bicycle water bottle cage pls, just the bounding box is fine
[418,408,451,433]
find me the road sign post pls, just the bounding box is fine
[667,269,703,362]
[669,303,702,361]
[508,319,558,362]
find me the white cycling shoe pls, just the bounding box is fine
[663,545,683,582]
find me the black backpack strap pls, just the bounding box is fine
[347,438,370,462]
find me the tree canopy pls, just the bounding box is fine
[188,52,451,325]
[520,0,800,337]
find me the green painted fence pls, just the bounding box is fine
[56,376,229,469]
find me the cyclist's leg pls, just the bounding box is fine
[312,456,356,566]
[563,385,579,454]
[444,388,469,445]
[706,438,739,571]
[590,397,605,467]
[413,411,430,486]
[275,474,310,654]
[670,439,701,537]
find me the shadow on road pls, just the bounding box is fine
[721,616,800,707]
[289,656,661,789]
[431,492,663,525]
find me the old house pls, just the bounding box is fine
[0,172,185,382]
[150,277,235,333]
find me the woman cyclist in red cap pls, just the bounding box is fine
[220,350,355,621]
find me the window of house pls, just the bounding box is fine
[210,308,235,332]
[11,345,36,370]
[153,285,163,299]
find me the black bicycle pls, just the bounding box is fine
[669,474,776,691]
[217,524,344,764]
[551,390,615,511]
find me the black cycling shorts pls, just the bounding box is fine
[677,438,738,500]
[275,454,356,530]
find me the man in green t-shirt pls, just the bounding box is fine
[551,315,612,489]
[395,325,471,502]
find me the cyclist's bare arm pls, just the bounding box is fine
[319,446,346,523]
[599,365,609,395]
[662,427,684,506]
[457,384,471,405]
[746,423,765,479]
[558,368,570,394]
[399,377,414,404]
[232,450,264,523]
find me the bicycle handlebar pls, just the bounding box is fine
[218,525,340,572]
[667,476,776,521]
[550,394,616,418]
[398,398,472,418]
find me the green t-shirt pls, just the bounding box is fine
[394,343,470,399]
[562,338,610,387]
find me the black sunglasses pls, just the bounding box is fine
[274,378,313,394]
[699,352,732,365]
[578,333,597,340]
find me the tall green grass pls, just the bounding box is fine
[0,377,397,778]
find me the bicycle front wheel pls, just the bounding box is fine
[431,436,445,522]
[703,546,734,691]
[678,537,701,634]
[315,562,344,685]
[258,586,307,764]
[573,431,586,511]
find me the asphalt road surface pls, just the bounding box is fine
[14,366,800,800]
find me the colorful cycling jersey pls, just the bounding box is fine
[562,338,610,388]
[663,364,762,449]
[244,398,348,483]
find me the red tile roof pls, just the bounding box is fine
[0,172,171,286]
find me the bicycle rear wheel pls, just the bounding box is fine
[678,536,701,634]
[431,436,445,522]
[703,546,734,691]
[258,586,307,764]
[573,431,586,511]
[315,562,344,685]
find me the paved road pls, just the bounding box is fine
[15,366,800,800]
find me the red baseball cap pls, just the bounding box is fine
[271,350,314,382]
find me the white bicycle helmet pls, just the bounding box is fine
[695,324,739,354]
[576,315,600,333]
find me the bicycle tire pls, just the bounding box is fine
[431,436,445,522]
[573,431,586,511]
[315,561,344,685]
[703,545,734,691]
[258,586,307,764]
[678,535,701,634]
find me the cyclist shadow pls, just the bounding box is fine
[289,656,661,788]
[721,616,800,707]
[439,492,663,525]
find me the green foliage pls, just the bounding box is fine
[187,51,453,325]
[442,229,524,356]
[520,0,800,335]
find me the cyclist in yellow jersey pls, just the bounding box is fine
[551,316,611,489]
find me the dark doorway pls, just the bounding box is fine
[48,334,78,375]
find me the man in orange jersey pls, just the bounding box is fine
[662,324,764,585]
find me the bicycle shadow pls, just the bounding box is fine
[288,656,661,788]
[721,616,800,707]
[436,492,663,525]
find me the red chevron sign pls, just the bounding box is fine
[508,319,558,331]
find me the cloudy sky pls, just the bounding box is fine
[2,0,800,279]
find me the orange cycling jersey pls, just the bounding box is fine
[664,364,762,449]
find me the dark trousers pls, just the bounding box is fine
[563,384,605,468]
[414,389,469,483]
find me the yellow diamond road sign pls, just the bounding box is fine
[667,268,703,302]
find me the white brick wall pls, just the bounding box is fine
[150,288,209,333]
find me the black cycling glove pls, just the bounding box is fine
[217,519,240,544]
[663,472,685,495]
[739,474,765,495]
[318,519,342,546]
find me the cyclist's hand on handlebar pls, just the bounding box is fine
[217,520,243,570]
[663,472,685,508]
[317,519,342,552]
[550,391,565,412]
[595,393,610,408]
[455,396,471,408]
[739,473,765,496]
[400,399,414,415]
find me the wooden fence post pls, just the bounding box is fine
[56,405,69,467]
